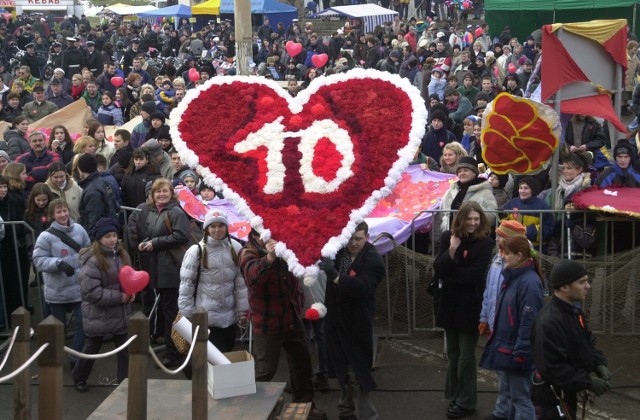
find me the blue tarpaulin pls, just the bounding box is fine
[138,4,192,17]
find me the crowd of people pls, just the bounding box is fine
[0,9,631,420]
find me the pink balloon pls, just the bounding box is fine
[111,76,124,87]
[507,63,517,73]
[311,53,328,69]
[285,41,303,57]
[118,266,150,295]
[188,67,200,82]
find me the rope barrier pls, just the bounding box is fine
[0,343,49,383]
[0,327,19,371]
[148,325,200,375]
[64,334,138,359]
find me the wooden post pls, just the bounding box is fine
[38,315,64,420]
[12,307,31,420]
[192,309,208,420]
[234,0,253,76]
[127,312,149,420]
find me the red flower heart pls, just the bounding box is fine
[171,71,426,276]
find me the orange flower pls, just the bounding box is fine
[482,93,559,174]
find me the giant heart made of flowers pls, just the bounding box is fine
[170,69,427,278]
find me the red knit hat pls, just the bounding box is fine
[496,220,526,238]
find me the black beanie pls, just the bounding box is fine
[157,125,172,142]
[77,153,97,174]
[456,156,479,175]
[431,109,446,123]
[551,260,588,289]
[519,175,541,196]
[92,217,120,240]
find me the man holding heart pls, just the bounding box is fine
[239,229,327,420]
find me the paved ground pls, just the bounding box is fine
[1,327,638,419]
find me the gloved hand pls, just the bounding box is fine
[57,260,75,277]
[589,374,611,396]
[595,365,611,381]
[318,258,339,282]
[478,322,490,336]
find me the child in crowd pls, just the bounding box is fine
[428,67,447,100]
[488,171,511,210]
[24,183,54,291]
[72,218,134,392]
[460,117,477,154]
[156,79,175,114]
[198,183,217,204]
[145,111,166,141]
[179,169,200,195]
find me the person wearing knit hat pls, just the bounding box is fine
[422,106,457,167]
[502,175,553,250]
[156,126,173,154]
[487,171,511,210]
[72,216,133,393]
[480,233,544,420]
[595,139,640,187]
[179,168,200,194]
[92,217,120,241]
[77,153,119,237]
[456,156,479,176]
[140,139,174,179]
[0,150,10,172]
[77,153,98,175]
[532,260,610,419]
[178,206,248,377]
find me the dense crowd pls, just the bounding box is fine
[0,9,632,420]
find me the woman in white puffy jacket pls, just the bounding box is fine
[179,208,249,353]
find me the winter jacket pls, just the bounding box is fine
[46,176,83,222]
[120,166,160,208]
[78,172,118,237]
[178,237,248,328]
[33,221,90,304]
[5,129,29,160]
[438,179,498,240]
[433,230,494,333]
[479,253,504,331]
[126,200,190,288]
[325,242,385,394]
[22,100,58,123]
[595,163,640,188]
[421,125,457,163]
[130,120,151,149]
[479,262,544,372]
[78,244,132,337]
[503,196,554,246]
[82,91,101,113]
[15,149,60,188]
[96,103,124,126]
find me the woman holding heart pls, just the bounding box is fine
[72,217,134,393]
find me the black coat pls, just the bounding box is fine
[120,166,160,208]
[433,231,494,333]
[325,242,385,393]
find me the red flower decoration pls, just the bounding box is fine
[171,71,427,274]
[482,93,559,174]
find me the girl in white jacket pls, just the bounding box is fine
[179,209,249,353]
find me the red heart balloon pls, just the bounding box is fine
[311,53,328,68]
[171,70,426,276]
[285,41,302,57]
[188,67,200,82]
[111,76,124,87]
[118,266,150,295]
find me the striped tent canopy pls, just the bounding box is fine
[312,4,398,33]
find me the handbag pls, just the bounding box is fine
[171,245,203,355]
[163,212,201,264]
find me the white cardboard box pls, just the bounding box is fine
[207,350,257,399]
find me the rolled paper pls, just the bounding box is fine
[173,316,231,365]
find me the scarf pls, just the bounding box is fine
[555,173,585,209]
[450,177,484,211]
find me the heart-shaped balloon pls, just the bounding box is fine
[118,266,150,295]
[111,76,124,87]
[285,41,303,57]
[188,67,200,82]
[170,70,427,277]
[311,53,328,68]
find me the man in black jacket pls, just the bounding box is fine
[319,221,385,420]
[531,260,611,419]
[76,154,118,239]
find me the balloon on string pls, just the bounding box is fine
[507,63,517,73]
[111,76,124,87]
[118,266,150,295]
[188,67,200,82]
[311,53,328,69]
[285,41,303,57]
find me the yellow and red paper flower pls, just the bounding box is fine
[482,93,560,174]
[170,70,427,278]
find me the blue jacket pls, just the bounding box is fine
[479,262,544,372]
[595,163,640,188]
[479,253,504,330]
[502,196,554,246]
